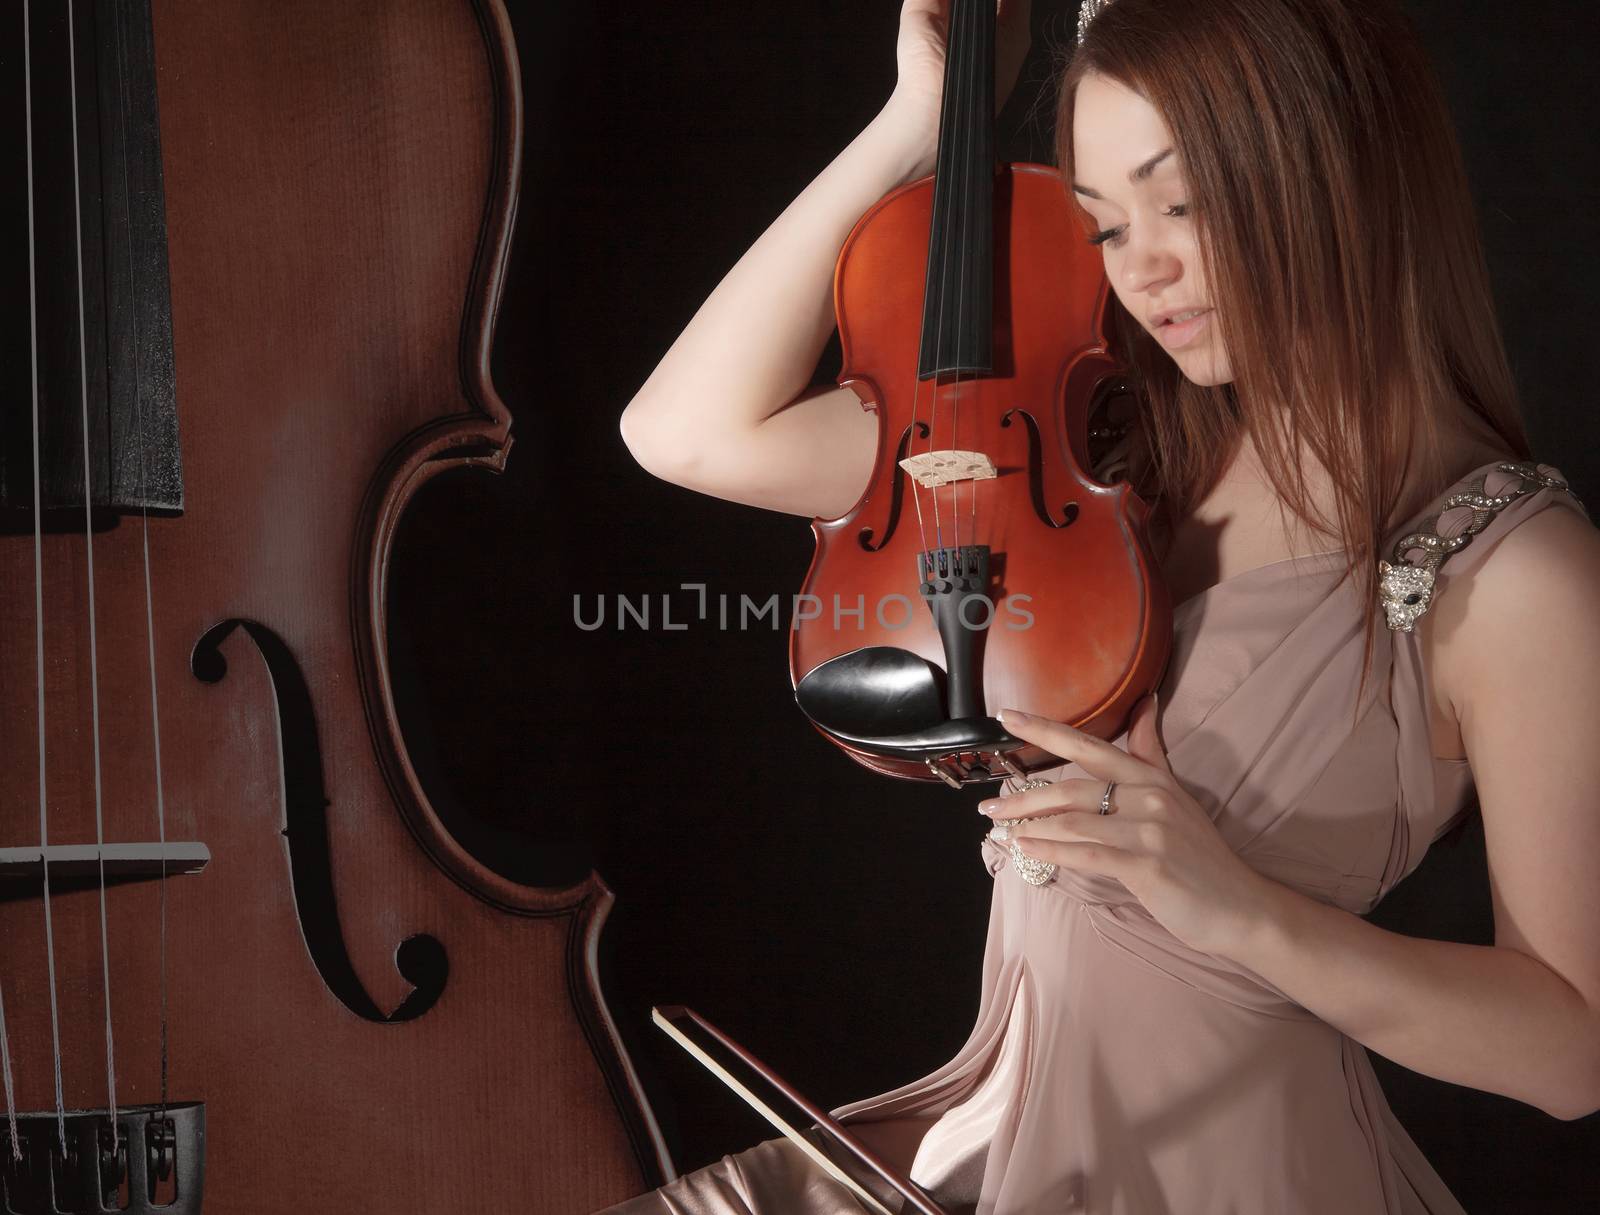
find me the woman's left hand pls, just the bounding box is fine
[979,694,1275,959]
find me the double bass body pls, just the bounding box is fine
[1,0,666,1209]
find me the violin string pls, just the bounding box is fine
[947,0,983,556]
[66,0,123,1153]
[909,0,959,570]
[950,0,979,557]
[113,0,171,1120]
[935,0,962,559]
[907,149,931,562]
[970,0,991,549]
[908,390,931,561]
[926,0,969,560]
[21,0,69,1159]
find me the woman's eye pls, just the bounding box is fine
[1087,203,1190,248]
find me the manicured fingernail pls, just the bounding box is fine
[988,822,1012,843]
[999,708,1031,726]
[978,799,998,815]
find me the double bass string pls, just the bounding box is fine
[0,989,14,1164]
[19,0,69,1160]
[112,0,174,1121]
[65,0,123,1153]
[4,0,31,1163]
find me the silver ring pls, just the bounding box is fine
[1099,780,1117,815]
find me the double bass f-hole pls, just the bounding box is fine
[191,619,448,1025]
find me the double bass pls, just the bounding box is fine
[1,0,668,1209]
[790,0,1170,787]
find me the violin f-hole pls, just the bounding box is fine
[857,419,930,552]
[1001,407,1079,529]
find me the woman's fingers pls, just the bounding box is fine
[1004,811,1137,853]
[997,707,1162,787]
[977,776,1143,821]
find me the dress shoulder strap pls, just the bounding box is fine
[1378,460,1589,633]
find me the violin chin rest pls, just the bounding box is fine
[793,645,1015,759]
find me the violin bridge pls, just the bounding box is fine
[898,449,997,489]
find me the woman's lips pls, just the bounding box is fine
[1155,308,1211,349]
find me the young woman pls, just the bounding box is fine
[603,0,1600,1211]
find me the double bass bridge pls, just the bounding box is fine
[0,1103,204,1214]
[0,844,209,898]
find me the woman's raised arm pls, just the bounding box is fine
[617,99,934,521]
[618,0,1031,521]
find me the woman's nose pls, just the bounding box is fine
[1118,234,1181,296]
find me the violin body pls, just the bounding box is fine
[0,0,667,1209]
[790,162,1171,786]
[788,0,1169,788]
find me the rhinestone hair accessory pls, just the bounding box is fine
[1077,0,1115,44]
[1378,461,1586,633]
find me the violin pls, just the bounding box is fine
[790,0,1171,787]
[0,0,668,1209]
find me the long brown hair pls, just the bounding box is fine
[1055,0,1530,707]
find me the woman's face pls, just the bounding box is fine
[1071,73,1233,386]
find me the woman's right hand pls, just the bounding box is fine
[885,0,1035,158]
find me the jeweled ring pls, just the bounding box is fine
[1001,777,1058,886]
[1099,780,1117,815]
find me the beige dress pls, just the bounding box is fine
[600,460,1588,1215]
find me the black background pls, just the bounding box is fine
[386,2,1600,1210]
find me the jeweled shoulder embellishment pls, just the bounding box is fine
[1378,461,1580,632]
